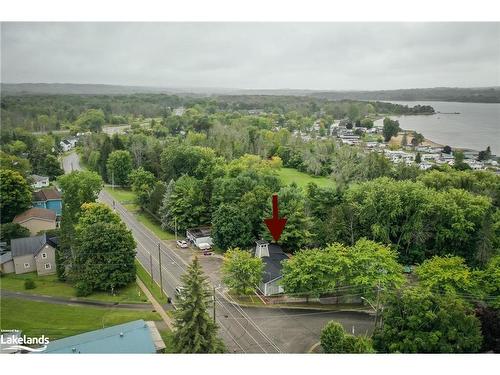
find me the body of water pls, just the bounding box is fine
[373,101,500,154]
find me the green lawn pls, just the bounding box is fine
[103,186,136,203]
[135,211,176,240]
[158,329,177,353]
[135,260,168,304]
[276,167,335,189]
[0,297,161,340]
[105,187,175,240]
[0,273,148,304]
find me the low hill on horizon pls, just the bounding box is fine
[2,83,499,103]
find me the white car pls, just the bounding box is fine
[197,242,212,251]
[176,240,188,248]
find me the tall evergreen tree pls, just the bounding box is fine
[173,257,224,353]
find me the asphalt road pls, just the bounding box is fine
[62,152,374,353]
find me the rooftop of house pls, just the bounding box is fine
[13,207,57,224]
[30,174,49,182]
[186,226,211,238]
[39,320,157,354]
[255,243,288,284]
[10,233,57,258]
[33,187,61,201]
[0,251,13,265]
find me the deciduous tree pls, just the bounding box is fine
[221,248,264,295]
[0,169,32,223]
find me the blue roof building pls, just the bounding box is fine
[40,320,160,354]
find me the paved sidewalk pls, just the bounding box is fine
[136,277,175,330]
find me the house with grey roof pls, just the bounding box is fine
[255,240,288,296]
[10,234,57,276]
[0,251,14,274]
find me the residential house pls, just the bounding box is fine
[13,207,57,235]
[465,160,485,170]
[60,140,72,152]
[255,240,288,296]
[174,107,185,116]
[30,175,50,190]
[463,150,479,159]
[39,320,164,354]
[186,227,213,249]
[0,251,14,274]
[421,153,440,162]
[11,234,57,276]
[33,187,62,217]
[419,162,433,170]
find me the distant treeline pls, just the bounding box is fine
[2,83,498,103]
[0,93,434,132]
[311,87,500,103]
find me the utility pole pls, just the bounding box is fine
[174,217,178,241]
[213,285,216,324]
[112,170,115,191]
[149,252,153,286]
[158,243,163,297]
[374,281,381,329]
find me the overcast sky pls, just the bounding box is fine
[1,22,499,90]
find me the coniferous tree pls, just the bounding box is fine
[173,257,225,353]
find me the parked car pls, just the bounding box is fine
[198,242,211,251]
[175,286,186,296]
[176,240,188,248]
[203,250,213,256]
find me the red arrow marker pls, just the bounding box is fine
[264,194,287,242]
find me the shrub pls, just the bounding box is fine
[24,279,36,290]
[75,281,93,297]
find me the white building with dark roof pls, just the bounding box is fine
[255,240,288,296]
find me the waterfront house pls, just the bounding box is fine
[465,160,485,170]
[13,207,57,235]
[33,187,62,217]
[10,234,58,276]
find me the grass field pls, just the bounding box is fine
[105,187,175,240]
[0,297,161,340]
[135,260,169,304]
[276,167,335,189]
[103,186,136,203]
[0,273,148,303]
[135,211,176,240]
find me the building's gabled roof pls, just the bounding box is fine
[30,174,49,183]
[0,251,13,265]
[186,226,211,238]
[32,187,61,201]
[10,234,49,258]
[258,244,289,284]
[39,320,157,354]
[13,207,57,224]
